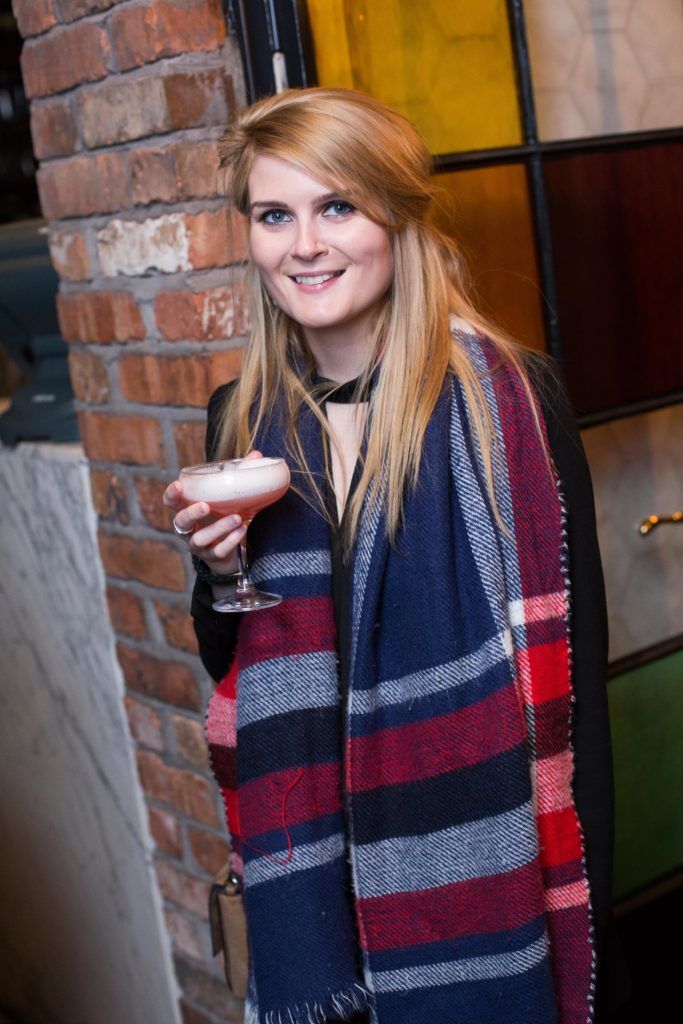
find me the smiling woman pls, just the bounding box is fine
[247,156,394,381]
[162,87,619,1024]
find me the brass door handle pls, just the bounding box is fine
[638,511,683,535]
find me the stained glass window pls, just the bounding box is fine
[544,142,683,412]
[306,0,522,152]
[432,165,545,350]
[525,0,683,140]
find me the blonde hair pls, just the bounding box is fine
[215,87,555,552]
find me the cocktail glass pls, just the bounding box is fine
[179,456,290,612]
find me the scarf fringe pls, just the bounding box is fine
[555,473,598,1024]
[244,982,373,1024]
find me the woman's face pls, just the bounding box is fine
[247,154,394,360]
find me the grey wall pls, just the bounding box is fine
[0,443,179,1024]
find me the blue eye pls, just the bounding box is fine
[324,200,354,217]
[260,209,290,225]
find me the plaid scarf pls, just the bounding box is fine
[206,332,596,1024]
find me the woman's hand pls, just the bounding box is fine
[163,451,263,575]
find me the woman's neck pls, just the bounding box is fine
[303,311,376,383]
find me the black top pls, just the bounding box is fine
[190,361,631,1018]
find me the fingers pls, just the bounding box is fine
[189,514,248,575]
[163,480,185,510]
[166,451,262,563]
[173,500,212,535]
[211,524,248,561]
[190,513,245,555]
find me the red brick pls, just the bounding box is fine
[21,22,110,98]
[118,643,200,709]
[107,585,147,638]
[163,908,203,960]
[76,69,231,150]
[187,827,229,876]
[68,348,109,403]
[173,421,206,468]
[77,76,172,149]
[119,351,242,407]
[186,208,247,270]
[179,1000,218,1024]
[30,98,77,159]
[109,0,226,71]
[125,694,164,751]
[99,534,185,589]
[137,751,220,826]
[136,751,170,804]
[37,152,131,219]
[163,69,233,131]
[155,285,247,342]
[57,0,114,21]
[12,0,57,38]
[78,411,165,466]
[135,476,174,532]
[90,469,129,524]
[131,147,178,206]
[155,858,210,918]
[149,806,183,858]
[96,213,189,277]
[175,140,219,199]
[174,958,238,1018]
[171,714,207,768]
[49,229,92,281]
[58,290,144,344]
[155,600,198,653]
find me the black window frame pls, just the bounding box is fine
[223,0,683,431]
[223,0,683,673]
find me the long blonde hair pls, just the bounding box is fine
[215,87,555,551]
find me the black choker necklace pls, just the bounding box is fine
[310,372,372,404]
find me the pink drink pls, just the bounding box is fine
[179,457,290,521]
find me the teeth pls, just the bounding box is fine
[293,272,340,285]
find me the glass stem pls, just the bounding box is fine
[235,536,254,594]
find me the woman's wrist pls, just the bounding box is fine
[192,554,238,586]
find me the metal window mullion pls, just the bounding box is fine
[505,0,563,363]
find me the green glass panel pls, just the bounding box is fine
[431,164,545,351]
[609,649,683,902]
[525,0,683,141]
[306,0,522,153]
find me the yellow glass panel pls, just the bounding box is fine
[306,0,522,153]
[432,165,545,351]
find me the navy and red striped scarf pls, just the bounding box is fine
[206,332,596,1024]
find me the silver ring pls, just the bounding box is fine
[173,517,194,537]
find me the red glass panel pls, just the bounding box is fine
[543,142,683,414]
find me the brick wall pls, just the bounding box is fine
[12,2,247,1021]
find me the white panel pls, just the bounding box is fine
[526,0,683,139]
[0,443,179,1024]
[581,406,683,662]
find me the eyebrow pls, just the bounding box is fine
[248,192,347,213]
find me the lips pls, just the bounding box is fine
[288,270,346,286]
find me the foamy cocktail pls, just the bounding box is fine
[180,457,290,522]
[179,456,290,613]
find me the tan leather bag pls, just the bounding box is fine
[208,862,249,999]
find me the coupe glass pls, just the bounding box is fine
[180,456,290,612]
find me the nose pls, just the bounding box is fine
[291,215,328,261]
